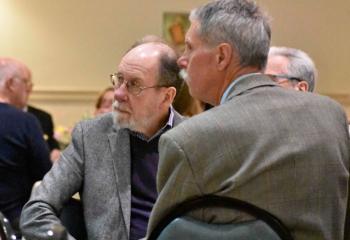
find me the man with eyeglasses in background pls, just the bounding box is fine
[0,57,51,237]
[265,46,350,134]
[265,46,317,92]
[20,41,184,240]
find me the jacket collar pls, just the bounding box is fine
[222,74,278,104]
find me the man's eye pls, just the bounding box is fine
[117,76,124,84]
[129,80,140,88]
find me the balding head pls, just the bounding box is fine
[0,57,32,109]
[112,42,182,137]
[123,42,182,93]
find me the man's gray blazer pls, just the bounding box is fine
[20,111,184,240]
[147,74,350,240]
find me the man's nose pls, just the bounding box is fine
[177,55,188,69]
[114,84,128,102]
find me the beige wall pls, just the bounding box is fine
[1,0,350,128]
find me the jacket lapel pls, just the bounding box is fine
[108,128,131,237]
[106,110,183,237]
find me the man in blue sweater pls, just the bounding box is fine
[0,57,51,236]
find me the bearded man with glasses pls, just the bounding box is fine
[20,41,184,240]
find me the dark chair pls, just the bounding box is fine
[0,211,17,240]
[59,198,87,240]
[148,195,293,240]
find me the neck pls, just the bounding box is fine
[0,95,10,104]
[140,108,170,139]
[213,66,261,105]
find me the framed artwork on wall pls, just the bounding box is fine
[163,12,190,53]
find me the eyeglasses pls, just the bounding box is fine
[110,73,168,96]
[267,74,303,83]
[13,77,33,90]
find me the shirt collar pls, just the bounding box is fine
[220,73,262,105]
[129,107,175,142]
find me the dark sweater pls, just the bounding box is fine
[0,103,51,232]
[129,110,174,240]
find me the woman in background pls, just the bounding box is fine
[94,87,114,116]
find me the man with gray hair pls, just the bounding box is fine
[20,42,184,240]
[265,46,317,92]
[147,0,350,239]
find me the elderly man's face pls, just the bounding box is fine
[265,55,308,92]
[177,21,218,104]
[112,44,169,135]
[265,55,293,88]
[11,70,32,109]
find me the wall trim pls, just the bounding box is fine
[30,88,99,102]
[324,93,350,105]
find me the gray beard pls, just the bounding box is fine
[112,101,153,134]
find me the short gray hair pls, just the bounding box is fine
[269,47,317,92]
[190,0,271,70]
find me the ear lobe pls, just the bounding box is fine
[216,43,232,71]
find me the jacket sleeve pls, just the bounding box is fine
[20,122,86,240]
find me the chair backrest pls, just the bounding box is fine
[0,212,17,240]
[148,195,293,240]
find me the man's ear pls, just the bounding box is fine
[162,87,177,105]
[5,78,15,91]
[216,43,232,71]
[296,81,309,92]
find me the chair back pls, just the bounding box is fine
[0,212,17,240]
[148,195,293,240]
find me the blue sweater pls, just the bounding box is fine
[0,103,51,231]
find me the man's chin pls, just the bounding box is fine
[112,110,135,130]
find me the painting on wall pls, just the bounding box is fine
[163,12,190,53]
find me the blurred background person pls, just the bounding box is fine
[27,105,61,161]
[0,57,51,237]
[94,86,114,116]
[265,46,317,92]
[18,63,61,161]
[172,82,206,116]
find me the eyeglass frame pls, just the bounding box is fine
[110,73,170,96]
[13,76,33,90]
[267,74,303,83]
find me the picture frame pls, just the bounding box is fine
[163,12,190,52]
